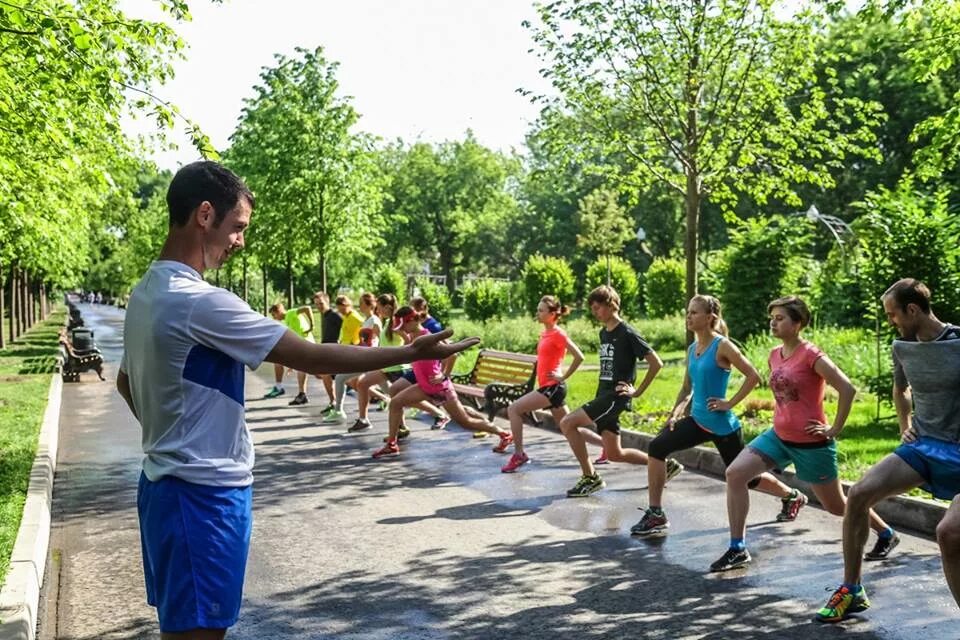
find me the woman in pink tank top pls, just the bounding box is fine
[500,296,585,473]
[372,306,513,459]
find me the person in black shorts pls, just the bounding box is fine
[313,291,342,412]
[558,286,665,497]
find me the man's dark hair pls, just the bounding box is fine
[884,278,932,314]
[166,161,255,227]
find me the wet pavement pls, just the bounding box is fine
[41,304,959,639]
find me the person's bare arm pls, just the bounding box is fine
[116,370,140,421]
[618,350,663,399]
[893,383,916,442]
[667,369,693,427]
[708,339,761,412]
[266,328,478,375]
[558,335,584,381]
[811,355,856,440]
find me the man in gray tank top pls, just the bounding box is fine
[817,278,960,622]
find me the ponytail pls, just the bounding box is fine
[540,295,571,321]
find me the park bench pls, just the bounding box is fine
[59,328,104,382]
[450,349,538,422]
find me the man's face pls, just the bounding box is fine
[198,198,251,271]
[590,301,613,323]
[314,295,329,312]
[883,295,918,339]
[270,308,284,321]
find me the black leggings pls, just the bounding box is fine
[648,416,760,488]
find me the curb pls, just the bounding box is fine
[528,411,946,537]
[0,374,63,640]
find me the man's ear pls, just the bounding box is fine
[195,201,214,229]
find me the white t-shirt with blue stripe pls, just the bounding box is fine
[121,261,286,487]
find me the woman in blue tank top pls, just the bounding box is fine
[630,295,799,559]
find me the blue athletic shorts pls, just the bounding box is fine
[748,428,838,484]
[894,436,960,500]
[137,473,252,633]
[400,369,417,384]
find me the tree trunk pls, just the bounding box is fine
[683,25,702,346]
[8,267,16,343]
[41,282,47,320]
[18,268,27,337]
[215,269,221,288]
[286,253,293,308]
[28,274,35,328]
[319,254,327,296]
[262,264,269,316]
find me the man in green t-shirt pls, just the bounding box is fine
[264,302,315,404]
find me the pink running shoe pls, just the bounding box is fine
[594,448,609,465]
[492,433,514,453]
[501,451,529,473]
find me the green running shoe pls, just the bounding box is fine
[816,585,870,623]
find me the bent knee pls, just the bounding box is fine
[937,517,960,552]
[647,440,669,461]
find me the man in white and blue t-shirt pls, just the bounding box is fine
[117,161,476,640]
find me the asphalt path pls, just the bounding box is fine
[40,303,958,639]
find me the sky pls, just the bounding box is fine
[121,0,553,171]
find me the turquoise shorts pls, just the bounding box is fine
[748,428,838,484]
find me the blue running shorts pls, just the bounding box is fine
[894,436,960,500]
[137,472,252,633]
[748,428,838,484]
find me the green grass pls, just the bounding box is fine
[0,309,63,587]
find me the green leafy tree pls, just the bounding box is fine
[382,134,522,290]
[525,0,883,310]
[575,187,634,286]
[227,47,386,303]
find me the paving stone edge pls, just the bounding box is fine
[527,410,945,537]
[0,374,62,640]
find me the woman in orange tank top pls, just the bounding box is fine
[500,296,584,473]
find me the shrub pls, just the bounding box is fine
[852,179,960,325]
[462,278,510,323]
[374,266,407,298]
[644,258,685,318]
[521,254,576,315]
[634,314,686,353]
[585,256,640,316]
[450,316,594,353]
[718,215,815,341]
[412,277,452,326]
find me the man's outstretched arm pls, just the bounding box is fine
[266,328,478,375]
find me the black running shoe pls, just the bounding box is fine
[709,547,751,572]
[288,392,308,406]
[347,419,372,433]
[864,532,900,560]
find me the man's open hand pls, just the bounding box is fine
[410,329,479,361]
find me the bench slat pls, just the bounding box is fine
[476,349,538,365]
